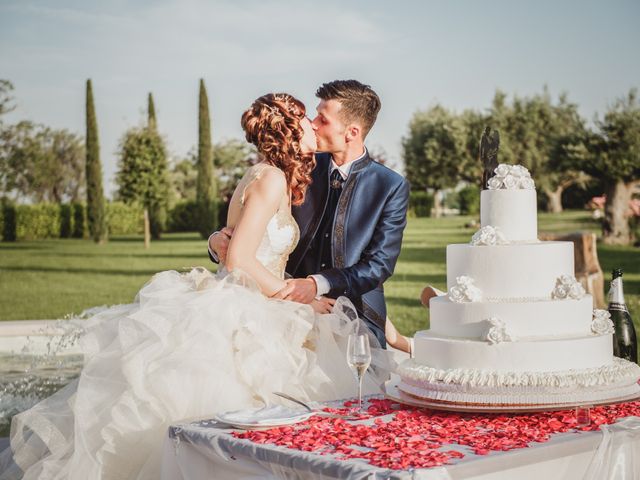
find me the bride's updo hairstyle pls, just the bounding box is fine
[241,93,315,206]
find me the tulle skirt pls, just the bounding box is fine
[1,268,389,480]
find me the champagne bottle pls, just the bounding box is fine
[608,269,637,364]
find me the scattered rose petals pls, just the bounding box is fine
[231,398,640,470]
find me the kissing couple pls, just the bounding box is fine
[1,80,411,480]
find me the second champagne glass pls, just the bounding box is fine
[347,334,371,413]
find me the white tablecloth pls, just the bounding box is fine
[161,409,640,480]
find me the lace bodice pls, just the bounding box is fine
[227,164,300,279]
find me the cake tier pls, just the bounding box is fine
[413,331,613,372]
[429,295,594,339]
[447,242,574,299]
[480,189,537,241]
[397,357,640,407]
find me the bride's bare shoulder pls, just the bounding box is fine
[243,164,287,204]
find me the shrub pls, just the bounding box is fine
[72,202,86,238]
[2,202,16,241]
[458,185,481,215]
[60,204,73,238]
[14,203,61,240]
[106,202,144,235]
[168,200,199,232]
[408,191,433,218]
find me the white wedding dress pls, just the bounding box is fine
[1,166,389,480]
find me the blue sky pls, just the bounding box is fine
[1,0,638,196]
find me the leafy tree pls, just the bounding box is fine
[0,121,85,202]
[459,109,486,186]
[214,139,256,201]
[487,89,589,212]
[116,126,170,247]
[402,105,467,217]
[147,93,167,239]
[170,153,198,202]
[576,89,640,245]
[170,140,255,204]
[85,79,107,243]
[196,79,216,238]
[0,80,15,118]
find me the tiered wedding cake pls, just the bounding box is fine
[397,164,640,408]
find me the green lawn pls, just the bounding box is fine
[0,211,638,337]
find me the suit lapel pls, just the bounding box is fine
[331,153,371,268]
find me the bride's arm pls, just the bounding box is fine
[225,168,288,297]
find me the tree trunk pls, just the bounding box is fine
[143,207,150,249]
[602,180,634,245]
[433,190,443,218]
[544,187,564,213]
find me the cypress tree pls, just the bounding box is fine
[196,79,217,238]
[85,79,107,243]
[148,92,157,131]
[147,92,167,241]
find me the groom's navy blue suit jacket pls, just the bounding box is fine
[288,151,410,337]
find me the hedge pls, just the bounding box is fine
[1,200,233,241]
[0,202,143,241]
[408,191,434,218]
[168,200,199,233]
[169,199,224,233]
[458,185,481,215]
[14,203,62,240]
[0,201,4,241]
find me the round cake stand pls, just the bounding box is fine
[383,378,640,414]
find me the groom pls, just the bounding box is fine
[209,80,410,348]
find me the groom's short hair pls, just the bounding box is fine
[316,80,381,138]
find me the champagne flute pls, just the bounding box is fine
[347,334,371,413]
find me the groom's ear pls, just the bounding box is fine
[345,124,361,142]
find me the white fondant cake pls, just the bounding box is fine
[481,190,537,241]
[397,164,640,408]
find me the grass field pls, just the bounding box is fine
[0,211,638,336]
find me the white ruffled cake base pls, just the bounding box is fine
[397,357,640,407]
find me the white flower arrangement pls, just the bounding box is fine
[487,164,535,190]
[551,275,586,300]
[470,225,508,246]
[591,309,615,335]
[449,276,482,303]
[483,317,514,344]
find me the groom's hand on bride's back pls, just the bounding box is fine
[209,227,234,263]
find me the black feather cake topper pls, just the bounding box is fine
[479,127,500,190]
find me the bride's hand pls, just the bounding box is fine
[310,296,335,314]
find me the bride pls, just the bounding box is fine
[1,93,394,480]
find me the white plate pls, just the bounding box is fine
[214,405,315,430]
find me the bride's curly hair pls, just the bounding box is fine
[241,93,315,206]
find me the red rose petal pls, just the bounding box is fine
[230,399,640,470]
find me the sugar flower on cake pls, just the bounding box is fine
[487,164,535,190]
[551,275,586,300]
[449,276,482,303]
[470,225,508,246]
[591,309,615,335]
[483,317,514,344]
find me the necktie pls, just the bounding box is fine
[330,168,344,190]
